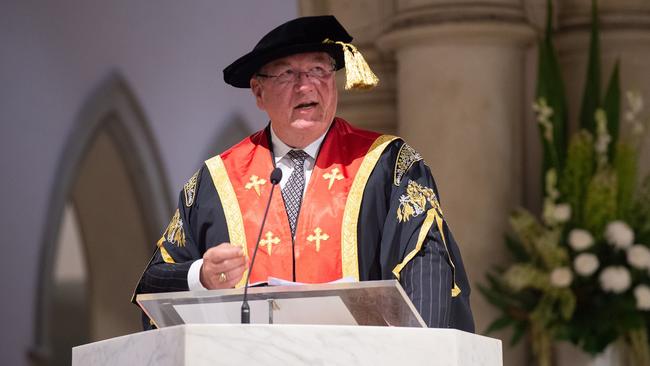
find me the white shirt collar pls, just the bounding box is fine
[269,124,326,161]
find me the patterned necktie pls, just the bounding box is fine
[282,149,310,237]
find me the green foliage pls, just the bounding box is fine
[614,142,637,221]
[631,177,650,241]
[535,230,568,269]
[583,168,618,236]
[478,272,539,346]
[559,131,595,226]
[536,0,567,175]
[567,289,642,354]
[511,207,567,269]
[510,209,545,258]
[504,264,550,291]
[579,0,601,134]
[504,234,531,262]
[603,61,621,159]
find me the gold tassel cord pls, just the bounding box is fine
[323,39,379,90]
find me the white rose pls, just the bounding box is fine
[634,285,650,311]
[550,267,573,288]
[627,244,650,270]
[605,221,634,249]
[553,204,571,223]
[574,253,599,276]
[599,266,632,293]
[569,229,595,251]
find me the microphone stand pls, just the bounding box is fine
[241,168,282,324]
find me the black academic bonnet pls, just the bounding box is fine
[223,15,352,88]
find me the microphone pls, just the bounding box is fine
[241,167,282,324]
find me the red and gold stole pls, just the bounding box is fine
[206,118,397,286]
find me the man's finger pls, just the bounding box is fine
[224,264,246,287]
[203,243,245,263]
[211,255,246,274]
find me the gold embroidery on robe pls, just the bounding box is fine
[184,170,200,207]
[323,168,343,190]
[259,231,280,256]
[164,209,186,247]
[244,175,266,196]
[397,180,442,223]
[307,227,329,252]
[394,143,422,186]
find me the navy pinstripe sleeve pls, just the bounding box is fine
[400,233,452,328]
[137,251,192,293]
[360,139,474,332]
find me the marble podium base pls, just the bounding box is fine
[73,324,502,366]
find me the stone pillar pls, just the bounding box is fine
[299,0,398,134]
[378,1,534,364]
[555,0,650,178]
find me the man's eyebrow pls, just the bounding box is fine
[265,61,291,69]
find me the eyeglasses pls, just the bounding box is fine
[256,65,335,84]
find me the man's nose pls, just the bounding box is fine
[295,71,314,82]
[293,72,315,88]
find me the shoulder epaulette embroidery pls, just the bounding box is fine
[164,209,186,247]
[394,143,422,186]
[184,169,200,207]
[397,180,443,223]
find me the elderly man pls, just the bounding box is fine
[134,15,474,332]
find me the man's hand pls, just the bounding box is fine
[199,243,247,289]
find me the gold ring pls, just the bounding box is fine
[218,272,227,283]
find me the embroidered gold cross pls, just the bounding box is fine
[323,168,343,190]
[307,227,329,252]
[259,231,280,255]
[245,175,266,196]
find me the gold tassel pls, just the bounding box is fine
[323,39,379,90]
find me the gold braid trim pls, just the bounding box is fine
[392,208,461,298]
[394,143,423,186]
[341,135,398,280]
[183,169,200,207]
[156,236,175,264]
[205,156,249,288]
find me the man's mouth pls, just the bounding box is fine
[294,102,318,110]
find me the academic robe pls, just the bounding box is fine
[134,118,474,332]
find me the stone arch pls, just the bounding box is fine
[30,72,172,365]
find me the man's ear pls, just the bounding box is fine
[250,78,265,110]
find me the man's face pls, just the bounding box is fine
[250,52,338,148]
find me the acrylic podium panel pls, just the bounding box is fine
[72,324,503,366]
[136,280,426,328]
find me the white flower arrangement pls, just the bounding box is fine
[605,221,635,250]
[627,244,650,270]
[481,5,650,363]
[594,109,612,161]
[599,266,632,293]
[553,203,571,223]
[574,253,599,276]
[533,97,554,142]
[634,285,650,311]
[568,229,595,251]
[550,267,573,288]
[625,90,646,136]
